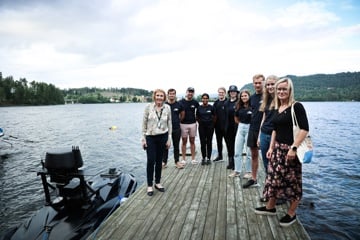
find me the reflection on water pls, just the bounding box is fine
[1,102,359,240]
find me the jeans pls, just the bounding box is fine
[234,123,251,173]
[260,131,271,173]
[146,133,168,186]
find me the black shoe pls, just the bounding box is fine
[279,214,297,227]
[242,179,259,188]
[254,206,276,215]
[147,187,154,196]
[260,197,268,202]
[155,184,165,192]
[226,165,234,169]
[213,156,224,162]
[201,159,206,165]
[206,159,211,165]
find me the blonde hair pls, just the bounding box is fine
[274,78,296,109]
[218,87,226,93]
[152,89,167,102]
[253,74,265,82]
[259,75,279,112]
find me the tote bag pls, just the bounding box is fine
[291,103,313,163]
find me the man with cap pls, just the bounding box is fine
[224,85,239,170]
[179,87,200,164]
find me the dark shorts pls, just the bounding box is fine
[247,129,259,148]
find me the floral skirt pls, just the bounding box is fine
[263,142,302,201]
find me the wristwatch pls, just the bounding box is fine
[291,145,297,151]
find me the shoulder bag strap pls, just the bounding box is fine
[291,102,299,127]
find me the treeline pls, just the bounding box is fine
[0,73,64,106]
[241,72,360,101]
[1,71,359,106]
[63,87,152,103]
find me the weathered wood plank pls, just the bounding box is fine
[92,153,311,240]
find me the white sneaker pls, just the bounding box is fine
[180,160,187,165]
[191,159,199,164]
[228,172,240,177]
[243,173,252,179]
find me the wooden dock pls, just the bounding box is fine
[91,156,310,240]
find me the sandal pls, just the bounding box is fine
[176,163,184,169]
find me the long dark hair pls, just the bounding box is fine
[235,89,251,111]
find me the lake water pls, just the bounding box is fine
[0,102,359,240]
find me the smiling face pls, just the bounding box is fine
[153,89,166,106]
[218,88,226,100]
[240,91,250,103]
[276,81,289,101]
[253,76,264,93]
[186,90,194,100]
[167,90,176,102]
[201,94,209,105]
[266,78,276,94]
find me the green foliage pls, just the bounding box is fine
[0,74,64,106]
[62,87,153,103]
[240,72,360,101]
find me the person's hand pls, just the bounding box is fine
[266,149,272,159]
[142,139,147,150]
[286,149,296,160]
[166,140,171,149]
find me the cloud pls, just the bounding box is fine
[0,0,359,94]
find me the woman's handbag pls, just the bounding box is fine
[291,103,313,163]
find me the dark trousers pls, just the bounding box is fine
[215,126,226,158]
[225,126,238,158]
[198,122,215,159]
[162,128,181,164]
[146,133,168,186]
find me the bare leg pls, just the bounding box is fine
[251,147,259,180]
[267,197,276,209]
[287,200,299,216]
[189,137,195,160]
[181,137,188,160]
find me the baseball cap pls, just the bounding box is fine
[187,87,195,92]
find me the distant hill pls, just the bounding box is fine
[240,72,360,101]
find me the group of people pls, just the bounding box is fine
[141,75,309,227]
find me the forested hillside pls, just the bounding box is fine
[1,71,359,106]
[241,72,359,101]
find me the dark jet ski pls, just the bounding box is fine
[1,146,137,240]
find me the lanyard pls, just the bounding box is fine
[156,108,163,128]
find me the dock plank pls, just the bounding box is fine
[92,154,311,240]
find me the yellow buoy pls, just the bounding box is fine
[109,126,117,130]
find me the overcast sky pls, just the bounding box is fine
[1,0,359,94]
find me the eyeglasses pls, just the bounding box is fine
[277,88,288,92]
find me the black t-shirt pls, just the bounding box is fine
[225,98,238,130]
[166,101,183,130]
[213,98,227,129]
[249,92,263,131]
[235,106,252,124]
[179,98,199,124]
[272,102,309,145]
[196,104,215,124]
[261,98,275,134]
